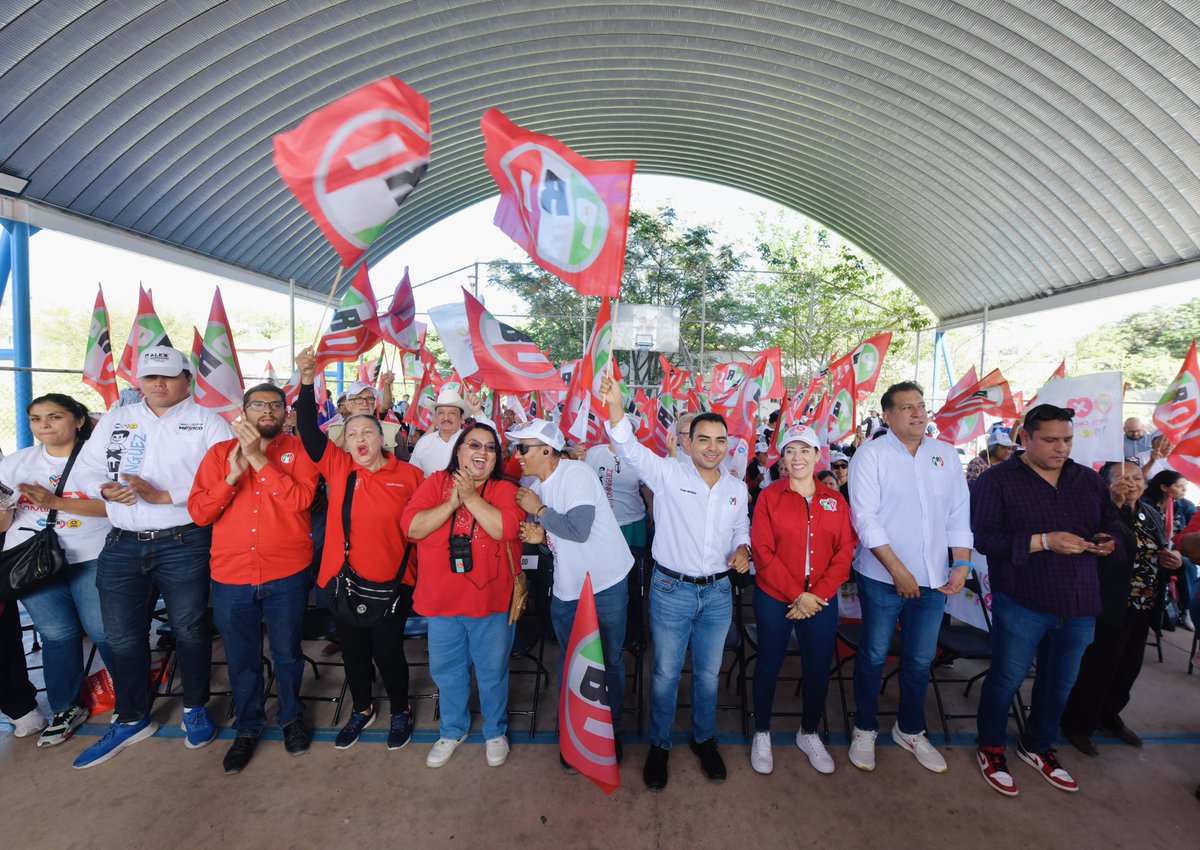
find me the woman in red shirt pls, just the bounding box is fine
[749,425,855,776]
[294,348,424,752]
[403,423,524,770]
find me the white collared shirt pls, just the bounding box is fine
[848,430,973,587]
[74,397,232,531]
[607,415,750,577]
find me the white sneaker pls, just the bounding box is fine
[749,732,773,774]
[485,735,510,767]
[892,724,948,773]
[848,727,877,771]
[426,734,468,768]
[13,709,48,738]
[795,731,836,774]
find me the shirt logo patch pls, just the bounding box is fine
[931,456,945,467]
[178,423,204,432]
[729,496,737,506]
[280,452,295,464]
[819,497,836,511]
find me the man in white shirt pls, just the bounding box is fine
[407,387,493,475]
[324,382,404,453]
[846,381,973,776]
[601,373,751,791]
[72,347,232,769]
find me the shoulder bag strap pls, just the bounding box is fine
[44,439,85,528]
[342,470,357,557]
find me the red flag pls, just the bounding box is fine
[821,352,858,444]
[116,285,171,387]
[713,347,784,471]
[462,288,566,391]
[272,77,431,268]
[82,286,119,409]
[281,368,325,408]
[710,361,749,404]
[481,108,634,298]
[1153,339,1200,444]
[632,388,665,454]
[1025,360,1066,411]
[559,573,621,794]
[658,354,692,417]
[314,264,380,369]
[365,267,422,351]
[1167,420,1200,487]
[934,368,1019,445]
[764,387,790,468]
[192,288,245,423]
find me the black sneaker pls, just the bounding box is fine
[38,706,89,748]
[282,719,312,756]
[334,707,375,750]
[690,737,727,782]
[223,736,258,775]
[387,708,413,751]
[643,744,669,791]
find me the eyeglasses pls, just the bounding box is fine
[245,401,286,411]
[346,396,375,405]
[465,439,498,454]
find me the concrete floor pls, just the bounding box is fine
[3,612,1199,850]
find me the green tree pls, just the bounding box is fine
[1073,297,1200,388]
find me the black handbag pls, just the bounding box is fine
[326,470,412,627]
[0,441,83,603]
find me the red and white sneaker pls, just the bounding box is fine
[977,747,1018,797]
[1016,743,1078,792]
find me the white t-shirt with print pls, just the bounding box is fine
[584,445,645,526]
[0,444,111,563]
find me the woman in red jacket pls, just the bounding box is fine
[749,425,855,776]
[402,423,524,771]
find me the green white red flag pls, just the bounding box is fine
[461,288,566,391]
[481,108,634,298]
[934,367,1019,445]
[366,267,422,351]
[192,288,245,423]
[1153,339,1199,445]
[116,284,171,387]
[314,264,380,369]
[829,332,892,401]
[265,361,279,385]
[273,77,431,268]
[82,285,119,409]
[713,347,783,475]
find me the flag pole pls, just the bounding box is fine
[311,265,346,349]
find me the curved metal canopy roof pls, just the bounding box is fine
[2,1,1199,323]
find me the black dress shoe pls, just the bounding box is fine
[282,719,313,756]
[690,737,727,782]
[1104,724,1143,748]
[643,744,669,790]
[1062,728,1099,757]
[223,735,258,774]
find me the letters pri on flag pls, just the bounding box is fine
[192,288,245,423]
[481,108,634,297]
[273,77,431,268]
[461,288,565,391]
[314,264,380,369]
[560,573,620,794]
[1154,339,1200,444]
[117,284,171,387]
[82,285,119,409]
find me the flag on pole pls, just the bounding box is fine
[710,361,749,403]
[281,368,325,407]
[822,353,859,444]
[1167,420,1200,487]
[265,360,279,385]
[82,285,119,409]
[116,285,171,387]
[934,368,1019,445]
[559,572,621,794]
[481,108,634,298]
[272,77,431,268]
[192,288,245,423]
[314,264,380,369]
[459,288,566,391]
[357,350,384,386]
[366,267,422,351]
[658,354,692,418]
[713,347,783,475]
[829,332,892,400]
[1153,339,1200,445]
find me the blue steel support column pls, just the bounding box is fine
[11,220,32,448]
[335,361,344,395]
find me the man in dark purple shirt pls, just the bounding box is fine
[971,404,1123,798]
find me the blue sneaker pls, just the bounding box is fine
[387,707,414,750]
[73,718,159,769]
[181,705,217,749]
[334,706,376,750]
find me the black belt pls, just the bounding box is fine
[116,522,199,542]
[656,565,733,586]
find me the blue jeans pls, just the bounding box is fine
[551,575,628,729]
[427,613,514,740]
[976,591,1095,752]
[211,569,308,736]
[852,572,945,734]
[97,525,213,721]
[647,567,733,749]
[19,559,116,714]
[752,589,838,734]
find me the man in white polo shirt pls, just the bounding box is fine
[408,386,493,475]
[71,346,232,769]
[510,419,634,771]
[324,382,404,453]
[601,373,750,791]
[847,380,973,775]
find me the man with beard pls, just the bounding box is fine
[188,384,320,774]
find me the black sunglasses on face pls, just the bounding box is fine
[831,462,848,469]
[514,443,545,455]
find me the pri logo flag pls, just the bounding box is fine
[714,347,783,474]
[1167,419,1200,487]
[710,361,749,404]
[934,368,1019,445]
[192,288,245,423]
[559,573,620,794]
[1153,339,1200,444]
[365,266,422,351]
[849,332,892,399]
[82,285,119,409]
[481,108,634,298]
[658,354,692,418]
[461,288,566,391]
[273,77,431,268]
[314,264,380,369]
[562,298,620,445]
[116,285,171,388]
[822,352,858,444]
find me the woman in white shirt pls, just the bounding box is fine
[0,394,113,747]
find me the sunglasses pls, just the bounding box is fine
[831,462,848,469]
[514,443,548,455]
[464,439,498,454]
[1027,404,1075,422]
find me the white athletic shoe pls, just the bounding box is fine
[13,709,48,738]
[892,724,948,773]
[426,734,468,768]
[750,732,773,774]
[485,735,510,767]
[795,731,836,774]
[848,727,877,771]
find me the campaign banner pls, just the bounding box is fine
[1028,371,1123,467]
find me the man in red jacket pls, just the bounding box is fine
[189,384,320,774]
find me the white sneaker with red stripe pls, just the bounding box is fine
[977,747,1018,797]
[1016,742,1078,792]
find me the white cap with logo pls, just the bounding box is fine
[507,418,565,451]
[136,346,189,379]
[779,424,821,451]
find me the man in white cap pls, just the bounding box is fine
[408,386,493,476]
[72,346,232,769]
[510,419,634,771]
[966,430,1016,488]
[324,382,404,455]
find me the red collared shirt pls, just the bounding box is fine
[188,434,319,585]
[751,478,857,604]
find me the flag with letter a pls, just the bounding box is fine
[560,573,620,794]
[82,285,119,409]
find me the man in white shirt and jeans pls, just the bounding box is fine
[847,380,973,775]
[72,347,232,769]
[601,374,751,791]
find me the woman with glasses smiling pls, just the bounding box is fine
[402,421,525,770]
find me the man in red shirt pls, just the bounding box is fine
[189,383,320,774]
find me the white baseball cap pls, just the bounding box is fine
[779,425,821,451]
[987,430,1016,447]
[507,418,565,451]
[345,382,378,400]
[829,450,851,464]
[136,346,189,379]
